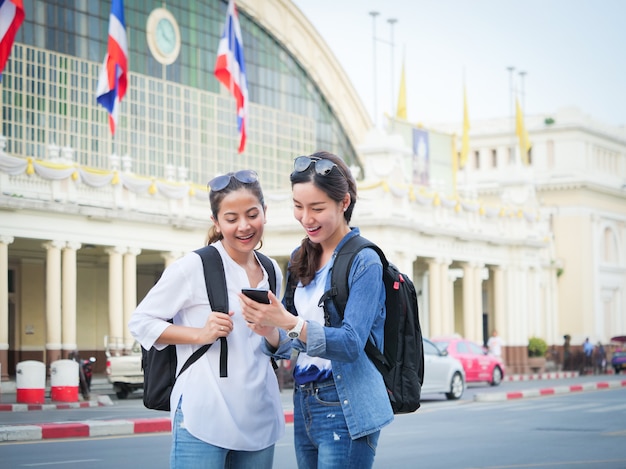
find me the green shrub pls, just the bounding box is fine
[528,337,548,357]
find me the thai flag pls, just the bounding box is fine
[96,0,128,136]
[0,0,25,80]
[215,0,248,153]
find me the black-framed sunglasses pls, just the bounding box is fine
[293,155,338,176]
[207,169,258,192]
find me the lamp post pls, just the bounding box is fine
[507,66,515,165]
[388,18,397,116]
[369,11,379,128]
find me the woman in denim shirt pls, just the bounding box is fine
[240,151,393,469]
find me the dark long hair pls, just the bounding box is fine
[205,176,265,245]
[288,151,357,286]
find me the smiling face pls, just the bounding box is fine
[292,181,350,250]
[211,188,266,262]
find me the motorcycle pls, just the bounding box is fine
[69,351,96,400]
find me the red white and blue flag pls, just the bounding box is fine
[0,0,25,80]
[215,0,248,153]
[96,0,128,135]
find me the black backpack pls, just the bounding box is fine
[285,235,424,414]
[141,245,277,411]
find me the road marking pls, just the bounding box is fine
[22,459,101,467]
[587,403,626,413]
[542,402,600,412]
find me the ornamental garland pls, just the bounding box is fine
[0,152,539,221]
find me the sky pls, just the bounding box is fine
[292,0,626,129]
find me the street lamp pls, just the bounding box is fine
[388,18,397,116]
[369,11,379,127]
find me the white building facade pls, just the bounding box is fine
[438,107,626,353]
[1,0,604,380]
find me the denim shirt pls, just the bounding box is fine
[265,227,394,439]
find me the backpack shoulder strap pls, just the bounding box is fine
[255,251,277,295]
[195,245,229,312]
[183,245,229,378]
[329,235,388,319]
[283,248,301,316]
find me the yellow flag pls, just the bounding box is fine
[459,87,470,168]
[452,133,458,195]
[516,98,531,165]
[396,61,407,120]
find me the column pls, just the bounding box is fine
[440,259,453,335]
[547,264,559,345]
[106,246,125,354]
[427,259,442,337]
[508,267,521,345]
[123,247,141,350]
[161,251,183,268]
[473,263,485,344]
[528,266,540,337]
[492,266,506,338]
[62,242,81,355]
[43,240,65,365]
[0,236,14,380]
[462,263,475,340]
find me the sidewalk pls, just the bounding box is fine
[0,375,295,442]
[2,373,624,442]
[474,377,626,402]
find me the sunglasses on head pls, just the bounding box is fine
[208,169,258,192]
[293,155,339,176]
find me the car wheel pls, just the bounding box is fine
[490,366,503,386]
[445,372,464,400]
[615,367,620,374]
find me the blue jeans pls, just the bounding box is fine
[294,379,380,469]
[170,399,275,469]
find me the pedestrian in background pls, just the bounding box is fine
[129,170,284,469]
[487,330,503,360]
[595,342,606,374]
[563,335,572,370]
[583,337,594,373]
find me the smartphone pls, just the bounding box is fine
[241,288,270,304]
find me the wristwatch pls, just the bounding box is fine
[287,317,305,339]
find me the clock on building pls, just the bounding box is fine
[146,8,181,65]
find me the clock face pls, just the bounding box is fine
[147,8,181,65]
[156,19,176,55]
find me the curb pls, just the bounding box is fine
[474,379,626,402]
[0,394,114,412]
[504,371,579,381]
[0,411,296,442]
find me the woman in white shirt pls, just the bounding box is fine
[129,170,284,469]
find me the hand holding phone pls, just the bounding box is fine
[241,288,270,304]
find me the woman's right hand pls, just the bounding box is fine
[201,311,234,343]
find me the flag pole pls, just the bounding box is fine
[519,70,527,164]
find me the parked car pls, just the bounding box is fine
[422,338,466,400]
[105,339,143,399]
[611,350,626,374]
[431,336,505,386]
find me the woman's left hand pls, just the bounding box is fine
[239,291,289,329]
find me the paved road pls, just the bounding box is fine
[1,373,624,442]
[1,385,625,469]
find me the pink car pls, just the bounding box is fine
[431,337,505,386]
